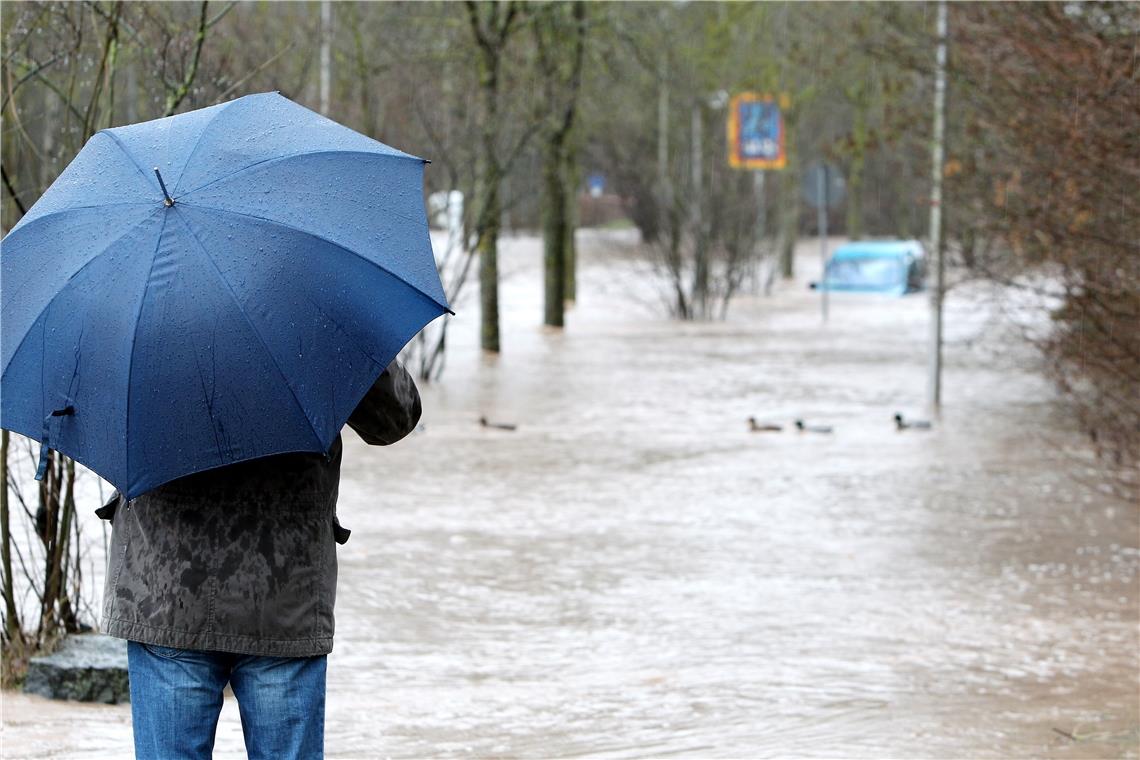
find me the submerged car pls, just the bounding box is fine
[814,239,926,295]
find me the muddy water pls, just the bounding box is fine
[3,233,1137,759]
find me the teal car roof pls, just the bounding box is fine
[832,240,924,260]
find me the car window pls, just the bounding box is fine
[826,257,904,287]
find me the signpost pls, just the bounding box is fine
[728,93,788,291]
[802,162,845,322]
[728,93,788,170]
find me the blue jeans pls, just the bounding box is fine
[127,641,326,760]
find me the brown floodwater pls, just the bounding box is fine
[3,233,1137,759]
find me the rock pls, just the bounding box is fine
[23,634,129,704]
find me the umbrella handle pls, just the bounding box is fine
[34,406,75,481]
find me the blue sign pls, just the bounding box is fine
[728,93,787,170]
[587,173,605,197]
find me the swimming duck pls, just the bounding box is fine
[894,413,932,431]
[794,419,833,434]
[480,416,518,432]
[748,417,783,432]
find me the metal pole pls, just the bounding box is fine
[927,0,948,414]
[754,170,766,290]
[657,58,668,194]
[319,0,332,115]
[819,166,829,322]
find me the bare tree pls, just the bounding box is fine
[534,1,587,328]
[464,0,538,353]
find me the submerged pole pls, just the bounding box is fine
[927,0,948,415]
[818,165,828,323]
[754,170,765,292]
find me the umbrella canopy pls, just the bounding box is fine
[1,92,450,499]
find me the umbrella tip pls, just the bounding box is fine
[153,167,174,207]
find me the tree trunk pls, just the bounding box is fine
[562,137,579,303]
[478,176,501,353]
[37,455,59,640]
[0,430,20,644]
[690,104,708,318]
[543,135,567,327]
[468,3,512,354]
[57,458,78,633]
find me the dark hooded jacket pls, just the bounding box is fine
[99,361,420,657]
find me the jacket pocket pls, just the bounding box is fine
[210,505,332,641]
[113,497,213,634]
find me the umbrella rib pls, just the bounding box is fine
[177,203,452,315]
[176,149,425,204]
[123,213,170,492]
[170,210,328,453]
[4,202,155,238]
[96,130,162,192]
[298,294,389,370]
[2,208,164,377]
[170,98,240,194]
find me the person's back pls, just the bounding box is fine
[99,362,421,760]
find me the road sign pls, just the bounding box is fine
[587,173,605,197]
[728,93,788,170]
[802,162,846,209]
[800,163,845,323]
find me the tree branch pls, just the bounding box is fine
[2,166,28,218]
[163,0,209,116]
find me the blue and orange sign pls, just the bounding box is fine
[728,93,788,170]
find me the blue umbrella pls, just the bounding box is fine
[1,92,450,499]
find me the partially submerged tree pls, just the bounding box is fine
[464,1,534,353]
[533,1,586,328]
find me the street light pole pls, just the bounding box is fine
[927,0,948,415]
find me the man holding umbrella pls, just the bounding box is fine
[99,361,420,758]
[0,93,452,758]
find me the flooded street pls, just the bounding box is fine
[4,232,1137,759]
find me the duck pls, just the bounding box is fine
[794,419,833,434]
[480,416,517,432]
[748,417,783,432]
[894,412,932,431]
